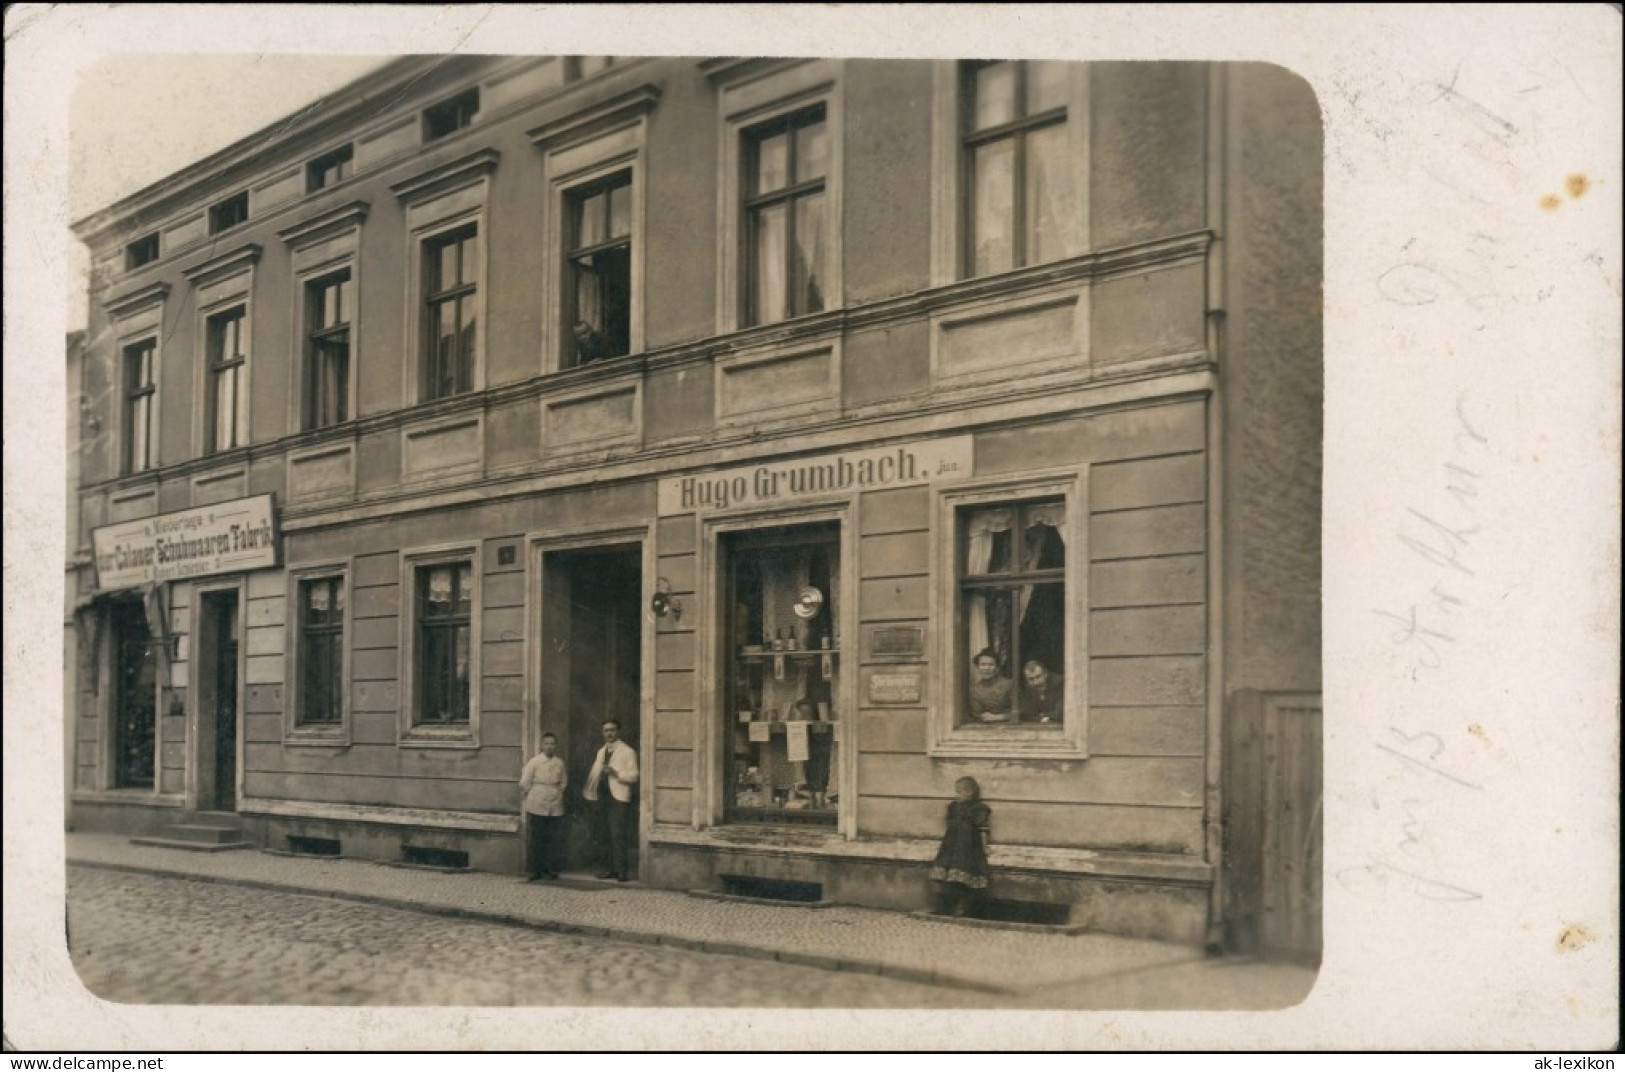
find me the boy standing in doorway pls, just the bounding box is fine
[583,719,639,881]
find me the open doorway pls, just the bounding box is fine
[196,590,240,812]
[538,545,643,875]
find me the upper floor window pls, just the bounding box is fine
[121,338,156,474]
[205,307,248,452]
[423,226,479,400]
[297,576,345,726]
[962,60,1072,277]
[304,271,351,428]
[125,233,160,270]
[209,192,249,235]
[565,172,632,366]
[565,56,615,81]
[743,105,829,326]
[424,88,479,142]
[307,144,354,193]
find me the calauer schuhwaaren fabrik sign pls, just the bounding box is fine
[93,494,279,590]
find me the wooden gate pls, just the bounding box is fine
[1223,690,1322,962]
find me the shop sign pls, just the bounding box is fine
[659,436,973,516]
[93,493,278,590]
[869,671,923,705]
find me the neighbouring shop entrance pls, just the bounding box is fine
[539,545,643,874]
[722,522,841,827]
[197,591,240,811]
[111,598,157,788]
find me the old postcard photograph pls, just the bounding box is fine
[4,3,1619,1053]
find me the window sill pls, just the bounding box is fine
[400,726,478,750]
[927,723,1086,761]
[286,727,349,748]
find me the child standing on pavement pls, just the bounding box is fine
[928,776,991,917]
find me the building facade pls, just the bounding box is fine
[69,56,1322,952]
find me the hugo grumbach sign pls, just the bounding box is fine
[93,493,279,590]
[658,436,974,516]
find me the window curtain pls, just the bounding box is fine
[965,504,1066,661]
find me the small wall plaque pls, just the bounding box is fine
[869,671,922,705]
[868,624,925,660]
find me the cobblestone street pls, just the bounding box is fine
[66,865,991,1008]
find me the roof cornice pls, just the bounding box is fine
[70,55,484,248]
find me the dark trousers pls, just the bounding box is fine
[597,795,632,878]
[526,813,562,878]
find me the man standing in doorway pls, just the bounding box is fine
[583,719,638,881]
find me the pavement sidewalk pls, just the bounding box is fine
[65,831,1317,1009]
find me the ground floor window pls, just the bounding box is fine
[111,599,157,787]
[959,497,1066,727]
[724,522,840,826]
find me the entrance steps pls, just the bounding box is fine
[131,811,255,853]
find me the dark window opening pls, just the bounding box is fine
[743,105,828,326]
[209,192,249,234]
[286,835,342,857]
[565,173,632,366]
[401,845,469,870]
[565,56,615,81]
[720,875,825,903]
[424,88,479,141]
[125,233,160,270]
[307,144,354,192]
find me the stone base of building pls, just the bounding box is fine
[645,826,1211,944]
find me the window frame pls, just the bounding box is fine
[125,233,160,270]
[306,144,355,193]
[120,336,158,475]
[208,191,250,235]
[930,60,1090,286]
[287,564,351,744]
[399,546,482,748]
[203,304,249,454]
[714,59,843,334]
[931,471,1088,759]
[423,87,480,142]
[740,104,831,328]
[303,269,353,429]
[420,224,481,401]
[529,86,657,375]
[562,169,634,367]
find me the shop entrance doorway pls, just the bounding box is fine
[197,590,240,812]
[539,545,643,876]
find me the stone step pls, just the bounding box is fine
[129,836,256,854]
[160,822,247,844]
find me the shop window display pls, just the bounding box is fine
[725,523,840,826]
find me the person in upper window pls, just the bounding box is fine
[1020,659,1064,724]
[967,648,1013,723]
[572,320,609,364]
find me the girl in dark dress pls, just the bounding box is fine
[929,776,991,916]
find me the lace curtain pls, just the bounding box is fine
[965,503,1066,661]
